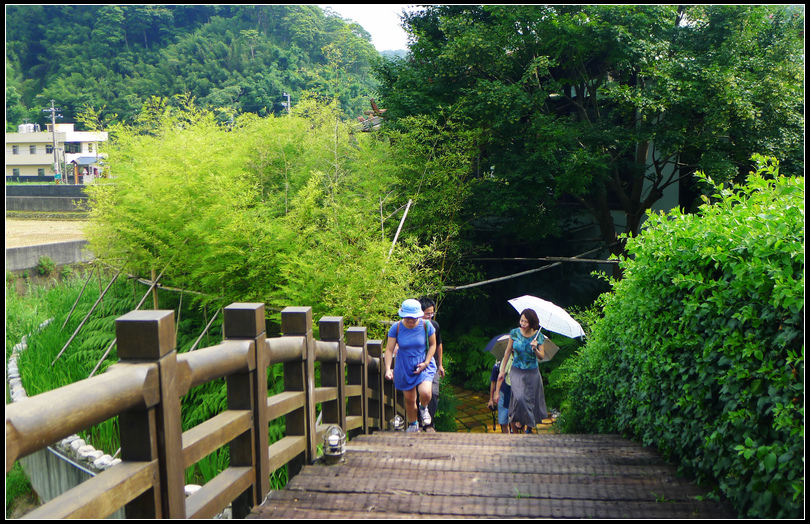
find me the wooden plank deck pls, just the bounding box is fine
[248,432,736,519]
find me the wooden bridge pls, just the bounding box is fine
[6,303,735,519]
[251,432,735,519]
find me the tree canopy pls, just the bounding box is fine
[5,5,381,127]
[376,5,804,269]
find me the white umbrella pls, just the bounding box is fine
[508,295,585,339]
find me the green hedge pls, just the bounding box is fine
[560,157,804,518]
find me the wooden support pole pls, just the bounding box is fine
[151,269,158,310]
[189,309,221,352]
[116,310,185,519]
[52,267,121,367]
[223,302,266,518]
[61,265,95,330]
[366,339,384,431]
[346,327,368,434]
[319,317,346,433]
[280,307,314,479]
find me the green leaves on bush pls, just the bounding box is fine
[560,156,803,518]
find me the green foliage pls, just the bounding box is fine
[433,379,460,432]
[444,326,495,392]
[377,5,805,262]
[559,157,804,518]
[6,5,380,127]
[36,256,55,276]
[85,100,435,339]
[5,462,37,518]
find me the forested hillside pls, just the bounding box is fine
[5,5,381,129]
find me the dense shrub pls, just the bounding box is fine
[559,157,804,518]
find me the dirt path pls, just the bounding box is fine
[5,219,89,249]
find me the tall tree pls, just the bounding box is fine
[376,5,804,273]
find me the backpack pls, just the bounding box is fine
[394,319,429,353]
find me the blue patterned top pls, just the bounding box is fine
[509,327,544,370]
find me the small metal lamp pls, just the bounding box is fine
[323,425,346,464]
[390,414,405,431]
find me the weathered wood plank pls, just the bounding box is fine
[182,410,253,469]
[267,436,307,474]
[265,391,305,421]
[259,490,733,519]
[23,461,158,519]
[248,432,736,519]
[185,466,254,519]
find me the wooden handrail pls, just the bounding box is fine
[5,302,401,519]
[5,362,159,470]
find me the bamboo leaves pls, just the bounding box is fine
[85,100,434,338]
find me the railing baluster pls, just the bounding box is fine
[115,310,185,519]
[6,302,391,518]
[222,303,266,518]
[346,327,367,434]
[367,339,384,430]
[319,317,346,432]
[280,307,315,479]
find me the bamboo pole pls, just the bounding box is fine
[87,260,175,378]
[51,267,122,367]
[61,265,96,331]
[151,269,159,310]
[189,309,221,352]
[443,248,604,291]
[387,199,412,259]
[468,256,620,264]
[175,290,183,349]
[88,337,117,378]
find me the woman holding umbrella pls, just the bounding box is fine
[496,309,548,434]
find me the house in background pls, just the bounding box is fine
[5,123,108,183]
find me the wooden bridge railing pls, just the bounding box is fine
[5,303,404,519]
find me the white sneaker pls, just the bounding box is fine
[419,405,431,427]
[406,422,420,433]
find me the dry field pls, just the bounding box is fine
[5,219,88,249]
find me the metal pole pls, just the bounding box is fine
[388,199,412,259]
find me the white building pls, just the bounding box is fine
[5,123,108,183]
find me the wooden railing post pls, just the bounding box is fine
[319,317,346,431]
[115,310,185,519]
[346,327,367,434]
[223,303,266,518]
[381,347,401,429]
[366,339,383,431]
[280,307,315,478]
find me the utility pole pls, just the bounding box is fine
[282,92,291,117]
[42,100,62,184]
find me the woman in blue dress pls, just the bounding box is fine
[384,299,437,433]
[496,308,548,434]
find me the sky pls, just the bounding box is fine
[318,4,415,52]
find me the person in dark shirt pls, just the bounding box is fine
[419,297,443,432]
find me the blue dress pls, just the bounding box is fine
[389,320,437,391]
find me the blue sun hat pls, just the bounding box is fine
[398,299,424,318]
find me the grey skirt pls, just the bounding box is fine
[508,366,548,428]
